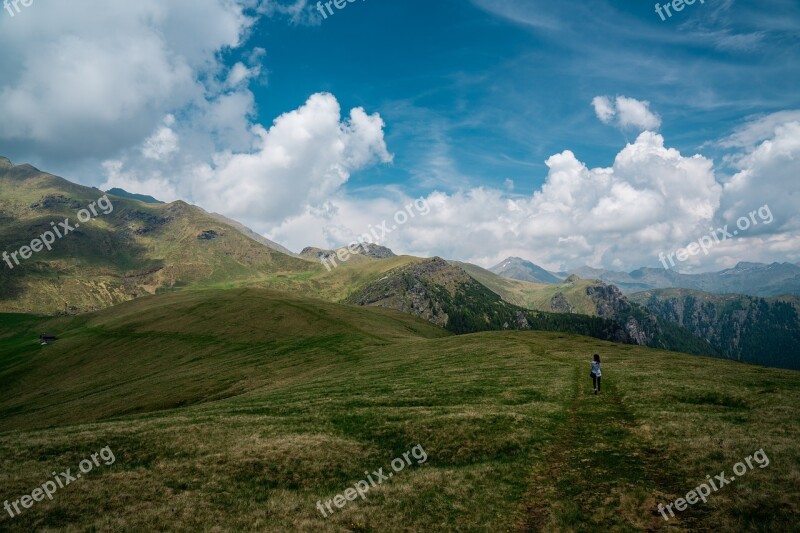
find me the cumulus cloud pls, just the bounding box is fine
[0,0,253,161]
[190,93,392,224]
[103,92,393,225]
[270,117,799,272]
[141,116,179,161]
[271,131,723,269]
[592,95,661,132]
[720,120,800,235]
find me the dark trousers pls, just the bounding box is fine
[592,374,601,391]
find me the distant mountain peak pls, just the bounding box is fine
[107,187,164,204]
[733,261,767,270]
[490,257,561,284]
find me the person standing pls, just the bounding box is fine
[591,354,602,395]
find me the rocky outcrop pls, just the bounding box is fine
[197,230,221,240]
[300,243,396,261]
[344,257,463,327]
[357,243,396,259]
[550,292,575,313]
[30,194,82,210]
[586,283,657,346]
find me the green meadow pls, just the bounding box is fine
[0,289,798,531]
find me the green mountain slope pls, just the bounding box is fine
[0,289,450,431]
[0,159,317,313]
[630,289,800,370]
[345,257,629,338]
[451,263,717,357]
[0,289,797,531]
[345,258,716,357]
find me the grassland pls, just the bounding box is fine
[0,289,797,532]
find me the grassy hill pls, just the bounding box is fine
[0,159,317,314]
[1,289,797,531]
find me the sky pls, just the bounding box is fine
[0,0,798,272]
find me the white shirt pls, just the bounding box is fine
[591,361,601,376]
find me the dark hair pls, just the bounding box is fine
[593,353,601,363]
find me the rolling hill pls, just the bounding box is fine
[0,289,797,531]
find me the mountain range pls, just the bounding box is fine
[1,157,798,369]
[490,256,800,298]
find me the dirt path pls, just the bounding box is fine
[519,359,710,532]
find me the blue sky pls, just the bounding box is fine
[252,0,799,195]
[0,0,798,271]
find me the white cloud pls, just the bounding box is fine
[103,92,393,225]
[270,131,725,269]
[592,96,616,124]
[720,120,800,236]
[718,110,800,149]
[592,95,661,132]
[0,0,253,160]
[258,0,321,26]
[225,62,261,89]
[141,116,179,161]
[269,118,799,271]
[102,160,180,202]
[191,93,392,224]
